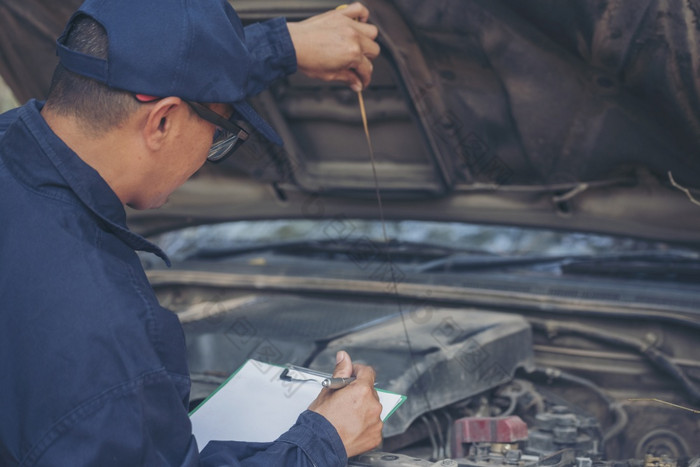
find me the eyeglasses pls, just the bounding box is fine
[134,94,249,163]
[183,100,249,163]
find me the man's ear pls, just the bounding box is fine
[142,97,184,152]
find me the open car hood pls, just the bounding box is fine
[5,2,700,462]
[3,0,700,247]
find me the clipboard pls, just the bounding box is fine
[189,359,406,450]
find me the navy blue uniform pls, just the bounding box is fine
[0,19,347,467]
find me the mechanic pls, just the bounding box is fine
[0,0,382,465]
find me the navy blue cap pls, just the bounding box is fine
[56,0,283,145]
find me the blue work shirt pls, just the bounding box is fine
[0,19,347,467]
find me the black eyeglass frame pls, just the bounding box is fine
[183,100,249,164]
[133,94,249,164]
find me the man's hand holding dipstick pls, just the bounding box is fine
[287,2,380,92]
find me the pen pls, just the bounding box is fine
[322,376,357,389]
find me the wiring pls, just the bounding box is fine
[530,366,627,446]
[669,171,700,207]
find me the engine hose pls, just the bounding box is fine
[603,402,629,444]
[530,319,700,403]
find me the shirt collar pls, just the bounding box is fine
[14,100,171,266]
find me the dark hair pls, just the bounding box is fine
[45,15,138,134]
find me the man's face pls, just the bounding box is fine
[136,102,233,210]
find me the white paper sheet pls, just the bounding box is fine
[189,359,406,450]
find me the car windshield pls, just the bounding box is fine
[147,219,690,263]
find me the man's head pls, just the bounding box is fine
[42,0,282,209]
[45,16,138,136]
[43,63,230,210]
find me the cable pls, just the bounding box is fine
[441,409,453,459]
[420,415,439,461]
[531,366,628,448]
[500,393,518,416]
[428,412,445,459]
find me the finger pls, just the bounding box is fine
[353,55,374,89]
[332,350,353,378]
[353,363,377,384]
[332,69,364,92]
[337,2,370,23]
[357,30,380,58]
[353,21,379,42]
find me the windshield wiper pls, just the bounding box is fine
[187,240,700,282]
[560,253,700,282]
[417,250,700,282]
[191,238,495,263]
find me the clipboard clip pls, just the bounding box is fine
[280,364,357,389]
[280,364,331,385]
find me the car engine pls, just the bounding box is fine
[154,281,700,467]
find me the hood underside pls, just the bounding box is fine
[3,0,700,246]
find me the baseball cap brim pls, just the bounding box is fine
[233,100,283,146]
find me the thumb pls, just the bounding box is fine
[332,350,353,378]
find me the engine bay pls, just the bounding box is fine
[152,279,700,466]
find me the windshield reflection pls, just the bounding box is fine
[147,219,677,263]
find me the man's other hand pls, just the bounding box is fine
[308,350,383,457]
[287,3,380,92]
